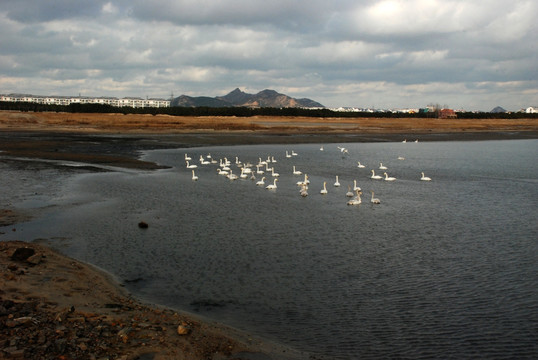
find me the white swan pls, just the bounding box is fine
[256,164,264,174]
[191,169,198,181]
[271,168,280,177]
[217,168,228,176]
[256,177,266,186]
[421,172,432,181]
[346,186,354,197]
[398,156,405,160]
[299,184,308,197]
[320,146,324,151]
[184,153,191,161]
[291,150,298,156]
[271,156,277,163]
[186,161,197,169]
[353,180,361,191]
[371,191,380,204]
[337,146,348,154]
[320,181,328,195]
[402,139,407,143]
[357,161,365,168]
[379,162,387,170]
[384,172,396,181]
[334,175,341,187]
[347,190,362,205]
[371,170,382,180]
[286,151,292,158]
[240,168,248,179]
[227,170,238,180]
[266,178,278,190]
[297,174,309,186]
[293,166,302,175]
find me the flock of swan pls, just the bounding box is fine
[183,143,432,206]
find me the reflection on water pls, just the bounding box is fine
[2,140,538,359]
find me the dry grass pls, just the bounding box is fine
[0,110,537,134]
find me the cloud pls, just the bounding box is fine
[0,0,537,110]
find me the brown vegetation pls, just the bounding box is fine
[1,110,537,134]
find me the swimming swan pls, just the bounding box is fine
[347,190,362,205]
[371,191,380,204]
[186,161,197,169]
[256,177,266,186]
[379,163,387,170]
[357,161,366,168]
[371,170,382,180]
[353,180,361,191]
[293,166,302,175]
[334,175,340,187]
[346,186,354,197]
[384,172,396,181]
[191,170,198,181]
[421,172,432,181]
[320,182,328,195]
[266,178,278,190]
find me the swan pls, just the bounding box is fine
[402,139,407,143]
[371,191,380,204]
[346,186,354,197]
[206,153,212,159]
[271,168,280,177]
[256,165,264,174]
[227,170,238,180]
[299,184,308,197]
[353,180,361,192]
[371,170,382,180]
[293,166,302,175]
[184,153,191,161]
[337,146,348,154]
[271,156,277,163]
[266,178,278,190]
[347,191,362,205]
[320,146,324,151]
[421,172,432,181]
[291,150,298,156]
[398,156,405,160]
[217,168,228,176]
[191,170,198,181]
[357,161,365,168]
[379,162,387,170]
[384,172,396,181]
[286,151,292,158]
[334,175,341,187]
[256,177,266,186]
[297,174,309,186]
[240,168,248,179]
[320,182,328,195]
[415,139,419,143]
[186,161,197,169]
[235,156,242,166]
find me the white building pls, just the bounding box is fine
[0,94,170,108]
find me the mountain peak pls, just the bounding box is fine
[174,88,324,108]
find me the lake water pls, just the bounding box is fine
[1,140,537,359]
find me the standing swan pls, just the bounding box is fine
[370,191,380,204]
[371,170,382,180]
[421,172,432,181]
[266,178,278,190]
[191,170,198,181]
[334,175,341,187]
[320,182,328,195]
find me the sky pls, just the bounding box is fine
[1,0,537,111]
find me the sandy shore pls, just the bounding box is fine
[1,110,537,359]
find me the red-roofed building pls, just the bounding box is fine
[438,108,457,118]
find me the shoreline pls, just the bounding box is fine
[1,111,537,359]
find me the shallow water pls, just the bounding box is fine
[2,140,537,359]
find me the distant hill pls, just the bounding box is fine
[171,88,324,108]
[490,106,507,113]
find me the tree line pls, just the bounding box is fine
[0,101,535,119]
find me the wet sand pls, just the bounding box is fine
[1,110,537,359]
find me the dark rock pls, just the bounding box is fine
[10,247,35,261]
[138,221,149,229]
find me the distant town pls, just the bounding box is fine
[1,92,537,114]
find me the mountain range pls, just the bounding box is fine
[171,88,324,108]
